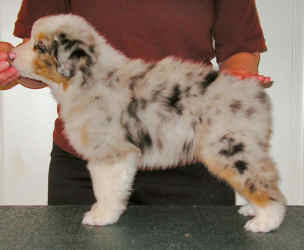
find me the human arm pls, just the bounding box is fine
[219,52,272,87]
[213,0,271,87]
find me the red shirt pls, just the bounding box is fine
[14,0,267,157]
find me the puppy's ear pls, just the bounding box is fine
[52,32,96,84]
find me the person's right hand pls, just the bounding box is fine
[0,42,19,90]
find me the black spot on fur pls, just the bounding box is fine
[79,66,92,86]
[57,34,82,52]
[130,72,145,83]
[184,86,192,98]
[69,47,94,84]
[127,98,139,120]
[89,45,95,53]
[125,125,136,145]
[107,71,115,79]
[186,72,193,78]
[182,141,193,155]
[201,71,218,89]
[124,98,153,153]
[166,84,183,115]
[152,86,165,102]
[245,179,256,193]
[191,120,198,131]
[129,81,136,91]
[80,65,91,76]
[256,91,267,104]
[58,33,67,41]
[168,85,181,106]
[94,96,101,101]
[139,98,147,110]
[233,144,244,153]
[220,143,244,157]
[34,41,48,54]
[64,39,82,51]
[246,107,256,118]
[157,138,163,151]
[269,197,277,202]
[249,184,256,193]
[69,48,89,60]
[137,131,152,152]
[54,33,95,83]
[146,63,157,72]
[125,124,152,153]
[234,160,248,174]
[129,63,156,91]
[43,59,52,67]
[230,100,242,113]
[219,136,244,157]
[50,40,59,59]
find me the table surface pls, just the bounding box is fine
[0,206,303,250]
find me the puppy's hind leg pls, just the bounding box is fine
[82,152,138,226]
[198,131,286,233]
[240,158,286,233]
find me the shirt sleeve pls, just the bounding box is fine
[213,0,267,63]
[14,0,69,39]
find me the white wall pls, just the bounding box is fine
[0,0,303,205]
[255,0,304,205]
[0,0,57,205]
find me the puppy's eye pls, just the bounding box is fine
[34,41,47,54]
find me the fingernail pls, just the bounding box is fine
[9,52,16,60]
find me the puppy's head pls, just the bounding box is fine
[13,14,98,91]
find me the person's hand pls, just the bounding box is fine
[219,53,273,88]
[0,42,19,90]
[0,40,47,90]
[223,70,273,88]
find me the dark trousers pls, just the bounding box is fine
[48,143,235,205]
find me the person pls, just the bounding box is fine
[0,0,271,206]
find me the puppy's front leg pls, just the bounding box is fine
[82,153,138,226]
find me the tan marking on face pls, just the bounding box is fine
[34,55,69,90]
[33,32,69,90]
[35,33,49,42]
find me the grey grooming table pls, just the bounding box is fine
[0,206,303,250]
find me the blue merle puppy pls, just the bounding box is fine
[12,14,286,233]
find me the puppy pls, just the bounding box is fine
[12,14,286,233]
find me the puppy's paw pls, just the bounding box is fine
[82,203,123,226]
[244,202,286,233]
[238,204,256,217]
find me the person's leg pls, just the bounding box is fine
[129,163,235,205]
[48,143,95,205]
[48,144,235,206]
